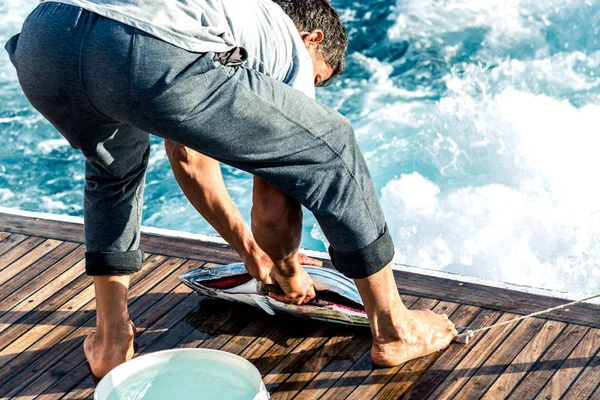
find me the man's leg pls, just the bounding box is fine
[252,181,455,365]
[84,275,135,378]
[251,177,316,303]
[7,4,148,378]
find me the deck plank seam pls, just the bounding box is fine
[528,325,592,400]
[286,331,364,399]
[372,303,485,400]
[591,380,600,400]
[35,259,207,398]
[0,249,88,353]
[560,342,600,400]
[0,234,28,257]
[0,236,50,274]
[0,243,84,307]
[451,316,534,398]
[505,324,589,399]
[1,255,183,397]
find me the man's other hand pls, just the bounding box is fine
[297,253,323,267]
[241,243,276,285]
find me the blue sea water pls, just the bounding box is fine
[1,0,599,295]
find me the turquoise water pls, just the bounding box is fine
[1,0,599,295]
[104,357,260,400]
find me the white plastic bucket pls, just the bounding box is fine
[94,349,269,400]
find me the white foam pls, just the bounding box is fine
[36,139,70,155]
[379,80,600,295]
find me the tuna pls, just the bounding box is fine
[179,263,369,327]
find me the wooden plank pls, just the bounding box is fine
[0,213,85,243]
[0,236,47,272]
[0,232,10,242]
[0,255,155,349]
[507,324,589,398]
[0,241,81,305]
[0,239,63,290]
[0,245,85,335]
[263,324,332,396]
[451,317,546,399]
[401,308,504,399]
[536,328,600,400]
[313,298,440,400]
[292,296,420,400]
[562,340,600,399]
[267,328,359,399]
[0,233,28,257]
[372,303,481,400]
[0,254,171,397]
[481,320,567,399]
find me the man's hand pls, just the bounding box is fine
[242,244,323,287]
[241,243,275,285]
[268,264,317,305]
[297,253,323,267]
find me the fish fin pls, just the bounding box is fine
[251,295,275,315]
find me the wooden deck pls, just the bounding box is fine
[0,211,599,399]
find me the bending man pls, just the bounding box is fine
[6,0,457,378]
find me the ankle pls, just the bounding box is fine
[95,320,134,342]
[371,307,410,343]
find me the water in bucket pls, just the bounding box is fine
[97,349,268,400]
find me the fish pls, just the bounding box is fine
[179,263,369,327]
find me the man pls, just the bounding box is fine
[6,0,457,379]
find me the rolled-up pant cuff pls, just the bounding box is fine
[85,249,144,275]
[328,225,395,279]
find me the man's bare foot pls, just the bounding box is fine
[83,320,136,378]
[371,309,458,367]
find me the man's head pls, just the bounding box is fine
[273,0,348,87]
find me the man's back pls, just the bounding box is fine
[46,0,315,97]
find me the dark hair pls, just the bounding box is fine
[273,0,348,85]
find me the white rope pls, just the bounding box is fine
[456,292,600,343]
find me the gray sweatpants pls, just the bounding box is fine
[5,2,394,279]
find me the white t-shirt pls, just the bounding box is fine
[46,0,315,98]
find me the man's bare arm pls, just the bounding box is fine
[164,140,274,283]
